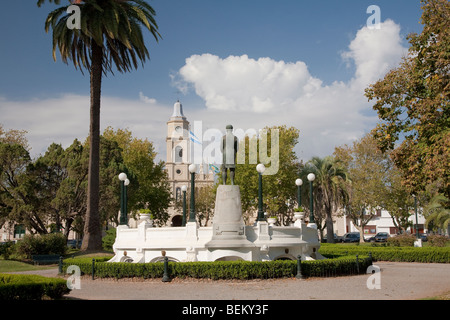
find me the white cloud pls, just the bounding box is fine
[139,92,157,104]
[175,20,407,160]
[0,93,171,160]
[179,54,321,113]
[342,19,408,89]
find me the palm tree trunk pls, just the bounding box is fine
[81,41,103,251]
[326,213,335,243]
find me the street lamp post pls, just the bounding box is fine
[307,173,316,225]
[188,164,197,222]
[181,185,187,226]
[414,195,419,239]
[295,178,303,209]
[256,164,266,221]
[118,172,130,225]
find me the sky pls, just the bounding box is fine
[0,0,424,166]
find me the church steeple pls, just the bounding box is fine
[171,100,186,120]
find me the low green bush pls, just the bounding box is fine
[15,233,67,259]
[387,234,416,247]
[318,245,450,263]
[61,254,370,280]
[428,235,449,247]
[0,273,70,300]
[0,241,15,259]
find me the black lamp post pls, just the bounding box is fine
[295,178,303,209]
[118,172,130,225]
[413,194,419,239]
[307,173,315,224]
[256,164,266,221]
[188,164,197,223]
[181,185,187,226]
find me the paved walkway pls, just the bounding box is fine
[7,262,450,300]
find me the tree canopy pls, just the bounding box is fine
[365,0,449,199]
[0,126,170,236]
[222,126,301,225]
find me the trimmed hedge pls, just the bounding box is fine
[61,254,371,280]
[318,245,450,263]
[0,273,70,300]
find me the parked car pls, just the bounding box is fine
[342,232,360,243]
[419,233,428,242]
[322,233,339,243]
[67,239,82,249]
[374,232,390,242]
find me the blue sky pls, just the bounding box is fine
[0,1,424,164]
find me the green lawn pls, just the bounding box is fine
[0,259,56,273]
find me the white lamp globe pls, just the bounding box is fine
[124,179,130,186]
[181,185,187,192]
[189,164,197,173]
[256,163,266,174]
[118,172,127,181]
[295,178,303,186]
[307,173,316,182]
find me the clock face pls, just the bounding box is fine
[175,126,182,133]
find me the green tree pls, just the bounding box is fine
[38,0,161,251]
[223,126,301,225]
[334,133,392,242]
[102,127,171,226]
[365,0,450,199]
[26,143,68,234]
[52,139,88,238]
[0,125,30,229]
[0,143,35,232]
[304,156,348,243]
[381,167,414,233]
[424,194,450,234]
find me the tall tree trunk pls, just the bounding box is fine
[326,214,335,243]
[81,41,103,251]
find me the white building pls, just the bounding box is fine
[333,208,427,239]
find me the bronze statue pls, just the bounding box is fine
[221,125,238,185]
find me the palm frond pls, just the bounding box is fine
[42,0,161,74]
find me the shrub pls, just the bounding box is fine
[15,233,67,258]
[428,235,449,247]
[387,234,416,247]
[318,245,450,263]
[0,241,15,259]
[0,274,70,300]
[102,228,116,251]
[61,255,370,280]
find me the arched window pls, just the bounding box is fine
[176,187,181,202]
[175,146,183,163]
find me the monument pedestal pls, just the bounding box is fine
[206,185,254,249]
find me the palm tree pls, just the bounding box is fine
[305,156,349,243]
[424,194,450,234]
[38,0,161,250]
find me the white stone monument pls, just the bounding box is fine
[109,183,322,263]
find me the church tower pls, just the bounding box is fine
[165,100,215,226]
[166,100,191,205]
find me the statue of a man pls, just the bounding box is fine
[221,125,238,185]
